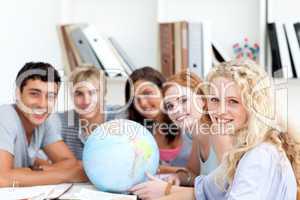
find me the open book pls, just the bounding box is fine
[0,183,136,200]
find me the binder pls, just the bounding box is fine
[57,24,80,73]
[108,37,136,73]
[159,23,175,77]
[181,21,189,71]
[70,26,104,70]
[188,22,203,77]
[82,25,126,77]
[174,21,189,73]
[201,21,213,77]
[294,23,300,48]
[284,23,300,77]
[274,22,293,78]
[268,23,282,77]
[174,22,183,73]
[57,25,73,74]
[64,25,84,67]
[104,37,133,76]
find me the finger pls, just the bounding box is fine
[133,188,150,199]
[146,172,160,181]
[175,178,180,186]
[156,167,161,174]
[129,182,149,192]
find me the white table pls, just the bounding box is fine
[0,182,137,200]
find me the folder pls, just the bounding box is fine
[70,26,104,70]
[188,22,203,77]
[284,23,300,77]
[82,25,126,77]
[159,23,175,77]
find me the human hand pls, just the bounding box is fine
[129,172,169,200]
[67,161,88,182]
[164,174,180,186]
[31,158,51,171]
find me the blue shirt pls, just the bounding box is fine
[0,104,62,168]
[195,142,297,200]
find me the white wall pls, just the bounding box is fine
[0,0,62,104]
[268,0,300,22]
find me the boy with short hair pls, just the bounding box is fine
[60,66,124,160]
[0,62,87,187]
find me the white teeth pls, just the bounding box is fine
[143,108,153,111]
[176,115,187,121]
[32,109,46,115]
[217,118,232,123]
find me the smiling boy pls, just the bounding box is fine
[0,62,87,187]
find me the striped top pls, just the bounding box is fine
[58,105,125,160]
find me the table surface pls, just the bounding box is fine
[0,182,138,200]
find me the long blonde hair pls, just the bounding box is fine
[207,59,300,190]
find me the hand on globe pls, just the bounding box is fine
[165,174,180,186]
[129,172,169,200]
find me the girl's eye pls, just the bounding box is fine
[143,90,154,96]
[228,99,239,104]
[89,90,97,96]
[74,91,83,97]
[179,97,187,104]
[210,97,219,103]
[165,103,174,111]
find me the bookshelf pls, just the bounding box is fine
[58,0,300,108]
[61,0,270,70]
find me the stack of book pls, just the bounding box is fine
[57,24,136,77]
[268,22,300,78]
[159,21,230,78]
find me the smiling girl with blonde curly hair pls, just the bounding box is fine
[193,59,300,200]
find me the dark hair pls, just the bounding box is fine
[15,62,61,92]
[125,66,179,144]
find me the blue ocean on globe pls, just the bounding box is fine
[82,119,160,193]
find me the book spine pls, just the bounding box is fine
[188,22,203,77]
[268,23,282,77]
[181,21,189,71]
[275,22,293,78]
[201,21,212,77]
[174,22,182,73]
[159,23,175,78]
[61,25,79,72]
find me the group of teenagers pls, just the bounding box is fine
[0,59,299,199]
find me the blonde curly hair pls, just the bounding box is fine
[207,59,300,192]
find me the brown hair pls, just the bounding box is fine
[162,70,211,124]
[125,66,179,144]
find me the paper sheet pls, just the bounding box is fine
[77,188,137,200]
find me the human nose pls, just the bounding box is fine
[83,93,92,105]
[38,95,48,109]
[216,99,227,116]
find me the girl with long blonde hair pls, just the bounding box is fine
[193,59,300,199]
